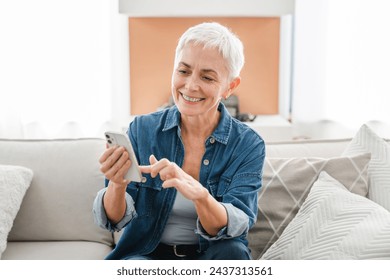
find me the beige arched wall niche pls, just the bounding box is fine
[129,17,280,115]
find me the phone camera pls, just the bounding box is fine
[107,139,112,144]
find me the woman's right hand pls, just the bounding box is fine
[99,145,132,186]
[99,145,130,224]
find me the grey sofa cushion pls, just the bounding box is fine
[2,241,112,260]
[0,139,113,247]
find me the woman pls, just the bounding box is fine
[93,22,265,260]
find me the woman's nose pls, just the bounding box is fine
[185,74,200,91]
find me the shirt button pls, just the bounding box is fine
[210,137,215,144]
[203,159,210,166]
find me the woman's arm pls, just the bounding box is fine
[139,154,228,236]
[193,190,228,236]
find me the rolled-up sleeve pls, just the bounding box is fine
[195,202,249,240]
[92,188,137,232]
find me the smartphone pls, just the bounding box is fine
[104,131,143,183]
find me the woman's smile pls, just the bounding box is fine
[180,93,206,103]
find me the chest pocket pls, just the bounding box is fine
[131,174,164,218]
[207,176,232,201]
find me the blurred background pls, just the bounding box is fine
[1,0,389,141]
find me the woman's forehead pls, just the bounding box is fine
[178,43,228,74]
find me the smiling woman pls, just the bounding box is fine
[93,22,266,260]
[172,43,238,119]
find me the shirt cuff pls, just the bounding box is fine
[195,203,249,240]
[92,187,137,232]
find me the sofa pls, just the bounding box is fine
[0,124,389,260]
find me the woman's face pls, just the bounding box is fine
[171,43,233,119]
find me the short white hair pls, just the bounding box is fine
[174,22,245,80]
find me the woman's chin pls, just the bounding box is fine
[177,106,201,117]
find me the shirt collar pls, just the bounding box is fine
[162,103,232,145]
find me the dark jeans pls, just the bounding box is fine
[123,239,251,260]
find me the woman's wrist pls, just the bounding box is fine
[109,180,128,190]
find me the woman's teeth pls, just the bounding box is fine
[182,94,203,102]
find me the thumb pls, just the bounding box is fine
[149,154,158,165]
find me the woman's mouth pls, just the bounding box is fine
[181,93,205,103]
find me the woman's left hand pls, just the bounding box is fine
[139,155,208,201]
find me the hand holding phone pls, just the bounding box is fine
[104,131,143,183]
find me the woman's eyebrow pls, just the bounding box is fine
[179,62,191,68]
[202,69,218,75]
[179,62,218,76]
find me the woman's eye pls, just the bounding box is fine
[203,76,213,81]
[178,69,187,74]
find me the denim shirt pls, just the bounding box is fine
[93,103,265,260]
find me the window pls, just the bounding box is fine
[0,0,112,138]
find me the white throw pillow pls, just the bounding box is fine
[261,172,390,260]
[249,152,370,259]
[342,124,390,211]
[0,165,33,259]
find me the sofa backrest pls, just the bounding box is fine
[0,138,113,246]
[265,138,351,158]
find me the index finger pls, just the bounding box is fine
[139,165,152,174]
[98,145,116,164]
[138,154,159,174]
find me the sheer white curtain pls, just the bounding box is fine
[292,0,390,138]
[0,0,112,139]
[325,0,390,127]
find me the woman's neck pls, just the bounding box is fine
[180,109,220,141]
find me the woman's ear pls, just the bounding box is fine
[224,77,241,99]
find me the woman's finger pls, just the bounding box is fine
[100,146,125,174]
[114,159,131,184]
[149,154,158,164]
[138,154,158,174]
[105,151,130,179]
[98,145,115,164]
[148,157,170,178]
